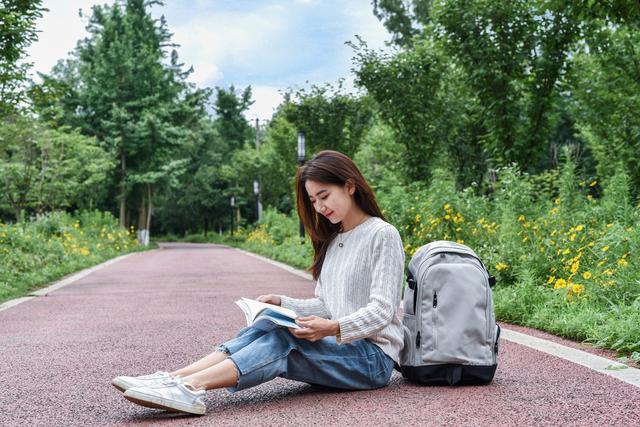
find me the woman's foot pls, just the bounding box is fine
[123,378,206,415]
[111,371,174,392]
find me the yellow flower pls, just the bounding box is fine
[495,262,508,271]
[444,215,451,220]
[602,245,609,252]
[415,214,421,222]
[550,208,559,215]
[617,258,628,267]
[456,239,464,244]
[547,275,555,284]
[518,215,525,222]
[603,269,614,276]
[554,278,567,289]
[582,271,592,280]
[571,284,585,294]
[570,233,576,241]
[570,261,580,274]
[607,223,613,228]
[80,248,90,256]
[576,224,584,232]
[554,198,561,205]
[589,180,597,187]
[562,248,571,255]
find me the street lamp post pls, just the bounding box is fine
[253,179,261,223]
[254,119,262,222]
[297,131,306,242]
[230,196,235,236]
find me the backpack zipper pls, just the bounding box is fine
[433,289,438,351]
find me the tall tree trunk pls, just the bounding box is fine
[119,153,127,229]
[137,191,146,232]
[145,184,152,234]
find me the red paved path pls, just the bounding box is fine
[1,243,639,426]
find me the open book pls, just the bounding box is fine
[234,297,301,332]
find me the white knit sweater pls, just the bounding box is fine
[280,216,405,364]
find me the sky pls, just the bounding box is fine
[26,0,392,120]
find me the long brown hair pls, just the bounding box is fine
[296,150,387,280]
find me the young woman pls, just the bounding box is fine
[112,150,405,415]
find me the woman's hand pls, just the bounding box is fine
[288,316,340,342]
[256,294,281,306]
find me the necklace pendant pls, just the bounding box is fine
[338,242,343,248]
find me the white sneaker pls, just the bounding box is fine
[111,371,173,392]
[123,378,206,415]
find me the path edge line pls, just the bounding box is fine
[234,246,640,389]
[0,252,136,313]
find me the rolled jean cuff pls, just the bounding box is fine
[224,356,243,393]
[216,344,231,355]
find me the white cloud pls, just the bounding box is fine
[188,62,224,87]
[166,3,292,88]
[243,85,285,121]
[26,0,115,76]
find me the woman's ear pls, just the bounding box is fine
[345,179,356,196]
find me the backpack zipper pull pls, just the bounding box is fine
[433,290,438,308]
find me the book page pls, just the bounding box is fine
[237,298,298,323]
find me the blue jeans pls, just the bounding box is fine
[217,326,395,393]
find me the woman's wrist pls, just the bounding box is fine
[332,320,341,337]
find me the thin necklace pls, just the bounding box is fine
[337,216,371,248]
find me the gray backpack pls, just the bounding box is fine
[399,240,500,385]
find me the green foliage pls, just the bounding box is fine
[213,85,254,154]
[0,0,45,115]
[0,116,113,221]
[0,210,147,303]
[38,0,211,231]
[352,34,487,184]
[353,120,407,192]
[279,82,374,159]
[570,24,640,197]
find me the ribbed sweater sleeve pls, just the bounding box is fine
[336,225,404,343]
[279,277,331,318]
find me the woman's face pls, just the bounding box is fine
[305,179,354,225]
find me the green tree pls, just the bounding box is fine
[39,0,209,239]
[213,85,254,154]
[278,81,374,159]
[0,0,45,116]
[570,24,640,195]
[352,35,486,185]
[0,116,112,222]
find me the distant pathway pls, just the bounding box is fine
[0,243,638,426]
